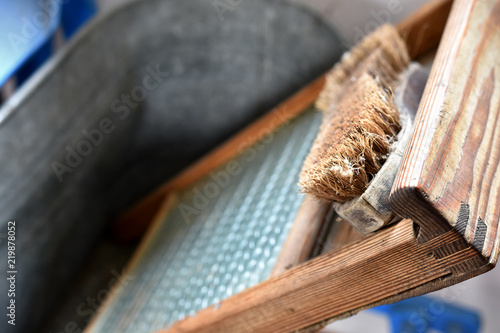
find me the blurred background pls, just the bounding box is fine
[1,1,499,333]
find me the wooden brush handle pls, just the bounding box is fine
[390,0,500,262]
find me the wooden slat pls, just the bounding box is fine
[160,219,485,333]
[390,0,500,261]
[270,197,331,277]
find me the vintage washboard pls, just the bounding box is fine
[86,0,500,332]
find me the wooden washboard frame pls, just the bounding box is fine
[87,0,500,332]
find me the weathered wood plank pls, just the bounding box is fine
[161,220,484,333]
[391,0,500,262]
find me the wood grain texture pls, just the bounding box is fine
[391,0,500,262]
[297,224,489,333]
[161,220,485,333]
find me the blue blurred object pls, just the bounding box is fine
[16,36,53,85]
[0,0,96,87]
[61,0,97,38]
[372,296,481,333]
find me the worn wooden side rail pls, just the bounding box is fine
[391,0,500,262]
[162,220,487,333]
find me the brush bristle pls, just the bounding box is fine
[299,25,410,203]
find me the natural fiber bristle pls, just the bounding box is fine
[299,25,410,203]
